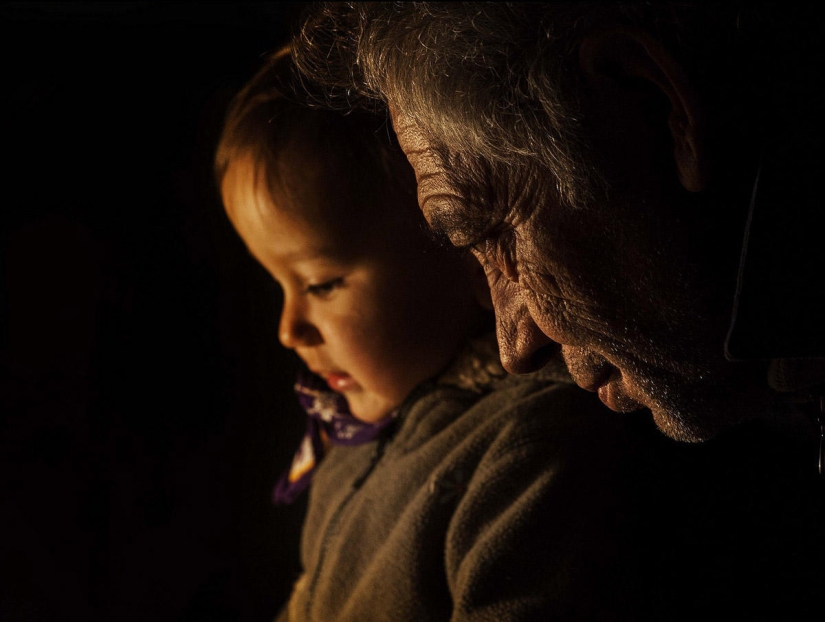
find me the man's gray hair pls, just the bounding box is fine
[293,2,791,210]
[295,2,607,209]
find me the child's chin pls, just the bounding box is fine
[348,396,398,424]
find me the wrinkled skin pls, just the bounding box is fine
[392,107,771,442]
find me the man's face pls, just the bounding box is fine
[393,112,770,442]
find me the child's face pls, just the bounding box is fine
[221,157,482,423]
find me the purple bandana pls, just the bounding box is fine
[272,369,398,505]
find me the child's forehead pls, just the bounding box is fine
[276,203,375,257]
[267,155,409,231]
[267,177,380,245]
[224,152,424,262]
[227,161,341,228]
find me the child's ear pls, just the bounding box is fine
[465,255,493,310]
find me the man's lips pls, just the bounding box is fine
[562,346,613,392]
[562,347,643,412]
[582,367,644,413]
[596,375,644,412]
[577,367,614,393]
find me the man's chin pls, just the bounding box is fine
[596,379,715,442]
[592,385,713,443]
[643,373,776,443]
[612,368,736,442]
[648,406,716,443]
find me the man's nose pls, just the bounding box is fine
[278,299,322,350]
[494,293,557,374]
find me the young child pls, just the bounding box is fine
[215,48,673,622]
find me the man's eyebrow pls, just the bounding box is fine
[426,202,492,249]
[422,210,455,248]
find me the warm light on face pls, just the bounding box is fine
[220,155,482,423]
[391,109,770,443]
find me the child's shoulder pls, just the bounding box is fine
[391,331,653,463]
[396,362,639,462]
[435,371,619,443]
[433,331,573,396]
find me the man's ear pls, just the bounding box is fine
[578,25,708,192]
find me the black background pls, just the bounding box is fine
[2,3,311,621]
[2,3,825,622]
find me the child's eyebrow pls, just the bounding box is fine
[261,246,352,264]
[280,249,326,261]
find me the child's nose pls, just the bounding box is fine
[278,303,322,349]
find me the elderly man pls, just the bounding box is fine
[282,2,825,620]
[293,2,825,452]
[287,3,825,619]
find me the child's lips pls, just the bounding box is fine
[323,372,357,392]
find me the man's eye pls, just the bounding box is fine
[475,234,518,285]
[305,277,344,298]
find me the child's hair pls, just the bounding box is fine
[214,46,417,219]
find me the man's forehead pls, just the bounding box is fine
[390,109,496,246]
[390,111,440,184]
[388,105,417,147]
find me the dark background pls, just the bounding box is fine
[2,3,311,621]
[2,4,825,622]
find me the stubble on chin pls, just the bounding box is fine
[648,403,710,443]
[641,362,775,444]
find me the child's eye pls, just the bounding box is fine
[305,277,344,298]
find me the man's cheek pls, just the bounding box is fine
[488,278,527,334]
[487,277,512,320]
